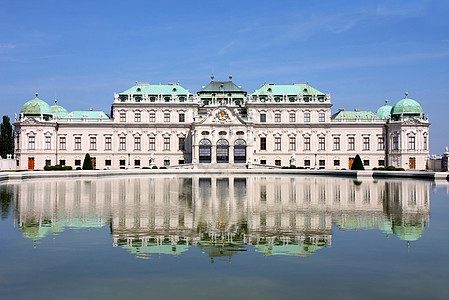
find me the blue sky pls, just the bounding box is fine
[0,0,448,152]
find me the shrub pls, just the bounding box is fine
[152,166,158,169]
[386,166,396,171]
[142,166,150,169]
[82,153,93,170]
[76,167,82,170]
[351,155,365,170]
[44,165,72,171]
[298,166,305,169]
[281,166,289,169]
[160,166,167,169]
[289,165,296,169]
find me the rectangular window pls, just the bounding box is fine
[75,159,81,166]
[289,112,296,122]
[164,159,170,166]
[348,136,355,151]
[134,136,141,150]
[260,137,267,150]
[378,137,384,150]
[319,160,325,166]
[179,137,185,150]
[363,137,370,151]
[149,112,156,122]
[274,137,281,150]
[164,112,170,122]
[119,159,126,167]
[134,159,140,167]
[75,137,82,150]
[178,160,185,165]
[134,112,141,122]
[408,136,415,150]
[363,160,370,166]
[59,160,66,166]
[45,136,51,150]
[393,137,399,150]
[318,137,325,150]
[378,160,385,166]
[289,137,296,150]
[319,112,325,122]
[275,113,281,123]
[304,137,310,150]
[304,160,310,167]
[120,112,126,122]
[105,159,111,166]
[260,113,266,123]
[119,137,126,150]
[164,137,170,150]
[334,160,340,166]
[275,160,281,166]
[90,137,97,150]
[59,137,66,150]
[179,113,185,123]
[149,137,156,150]
[105,136,112,150]
[304,112,310,122]
[423,135,427,150]
[333,137,340,150]
[45,159,51,166]
[260,160,266,165]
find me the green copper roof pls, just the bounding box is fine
[51,100,69,118]
[20,94,53,116]
[391,93,423,115]
[392,224,424,241]
[198,81,247,94]
[70,111,109,119]
[375,100,392,119]
[119,83,190,95]
[253,83,325,96]
[333,110,374,120]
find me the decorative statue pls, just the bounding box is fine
[150,153,155,166]
[290,153,296,166]
[114,93,119,102]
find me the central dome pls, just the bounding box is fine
[375,100,392,119]
[20,93,52,117]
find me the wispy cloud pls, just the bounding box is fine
[0,43,16,49]
[218,41,235,55]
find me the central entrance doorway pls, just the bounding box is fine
[199,139,212,163]
[234,139,247,163]
[216,139,229,163]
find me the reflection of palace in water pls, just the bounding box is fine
[13,175,430,259]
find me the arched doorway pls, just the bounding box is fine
[199,139,212,163]
[216,139,229,163]
[234,139,246,163]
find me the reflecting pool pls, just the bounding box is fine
[1,175,448,299]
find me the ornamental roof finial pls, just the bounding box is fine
[54,98,57,105]
[229,74,232,80]
[211,74,214,80]
[35,91,38,98]
[385,99,388,105]
[405,91,408,98]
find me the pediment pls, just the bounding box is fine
[198,107,247,126]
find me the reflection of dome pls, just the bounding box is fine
[391,93,423,117]
[375,100,392,119]
[50,99,69,118]
[20,93,52,117]
[392,224,424,241]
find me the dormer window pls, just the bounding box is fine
[202,131,210,135]
[236,131,244,136]
[179,96,185,102]
[303,88,308,93]
[120,96,127,102]
[150,96,156,102]
[173,88,177,92]
[219,131,227,136]
[267,88,272,92]
[164,96,170,102]
[228,93,231,97]
[275,97,281,102]
[135,96,142,102]
[136,88,141,92]
[289,97,295,102]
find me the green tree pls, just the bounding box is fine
[0,116,14,159]
[82,153,93,170]
[351,154,365,170]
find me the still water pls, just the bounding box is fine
[0,175,448,299]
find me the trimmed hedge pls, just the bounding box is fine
[373,166,405,171]
[44,165,72,171]
[351,154,365,170]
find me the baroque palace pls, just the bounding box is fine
[14,76,430,170]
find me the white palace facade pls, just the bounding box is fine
[14,76,430,170]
